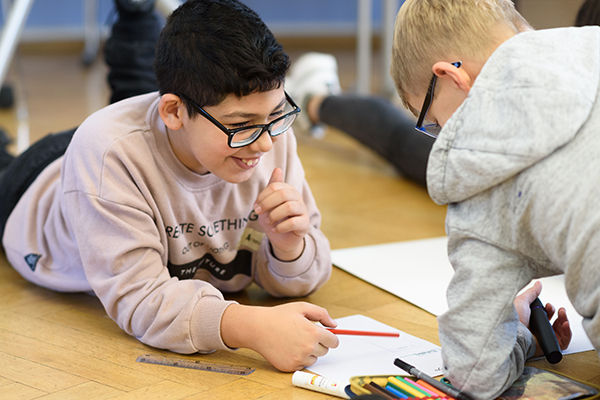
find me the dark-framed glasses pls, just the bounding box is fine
[179,92,301,148]
[415,61,462,139]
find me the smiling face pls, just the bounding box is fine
[159,88,288,183]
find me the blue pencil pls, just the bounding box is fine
[386,383,410,399]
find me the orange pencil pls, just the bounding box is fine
[414,379,449,398]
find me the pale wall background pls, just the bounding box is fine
[518,0,588,29]
[0,0,591,44]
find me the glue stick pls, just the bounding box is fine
[292,371,350,399]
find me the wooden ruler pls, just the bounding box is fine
[136,354,255,376]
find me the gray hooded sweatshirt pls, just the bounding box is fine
[428,27,600,399]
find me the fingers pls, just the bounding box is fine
[289,315,339,369]
[299,331,337,369]
[263,302,340,372]
[555,319,572,350]
[300,303,340,350]
[302,303,338,328]
[524,281,543,303]
[263,199,305,229]
[313,342,331,358]
[268,167,284,185]
[302,355,319,368]
[560,321,572,350]
[253,169,310,238]
[256,185,301,214]
[545,302,556,320]
[515,282,544,326]
[255,188,308,235]
[292,343,330,369]
[254,169,302,221]
[553,307,572,350]
[556,307,568,323]
[256,168,287,209]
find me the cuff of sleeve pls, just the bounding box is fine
[517,321,536,359]
[267,235,316,278]
[190,296,238,353]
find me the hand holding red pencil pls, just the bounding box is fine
[222,302,340,372]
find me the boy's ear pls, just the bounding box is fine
[432,62,473,93]
[158,93,185,130]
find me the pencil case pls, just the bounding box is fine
[347,367,600,400]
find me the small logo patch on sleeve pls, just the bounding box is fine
[24,254,42,271]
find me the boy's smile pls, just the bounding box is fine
[160,88,290,183]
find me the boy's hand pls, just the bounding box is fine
[514,281,572,353]
[221,302,340,371]
[254,168,310,261]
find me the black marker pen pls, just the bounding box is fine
[394,358,475,400]
[529,297,562,364]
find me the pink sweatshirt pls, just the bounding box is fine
[3,92,331,354]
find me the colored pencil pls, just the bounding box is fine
[414,379,448,398]
[386,383,410,399]
[399,376,433,396]
[326,328,400,337]
[405,377,440,397]
[387,380,413,397]
[364,381,398,399]
[389,376,426,398]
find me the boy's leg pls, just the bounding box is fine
[319,94,434,188]
[0,128,76,240]
[286,53,341,138]
[0,148,13,177]
[105,0,160,104]
[287,52,434,187]
[0,129,13,177]
[1,1,161,241]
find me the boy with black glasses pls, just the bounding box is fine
[0,0,338,372]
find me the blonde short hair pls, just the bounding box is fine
[391,0,530,110]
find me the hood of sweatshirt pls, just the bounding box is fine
[427,27,600,205]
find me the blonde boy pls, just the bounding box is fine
[388,0,600,398]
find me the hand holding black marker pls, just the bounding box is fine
[529,297,562,364]
[394,358,475,400]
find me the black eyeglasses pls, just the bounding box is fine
[415,61,462,139]
[178,92,301,148]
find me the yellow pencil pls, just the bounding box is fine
[388,376,426,398]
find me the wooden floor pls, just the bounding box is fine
[0,41,598,399]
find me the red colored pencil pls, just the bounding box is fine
[326,328,400,337]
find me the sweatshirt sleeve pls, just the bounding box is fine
[439,234,536,400]
[64,190,236,354]
[252,132,332,297]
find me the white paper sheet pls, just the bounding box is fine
[331,237,593,355]
[332,237,453,316]
[307,314,443,385]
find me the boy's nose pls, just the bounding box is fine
[248,129,273,152]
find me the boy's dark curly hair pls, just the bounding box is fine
[154,0,290,116]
